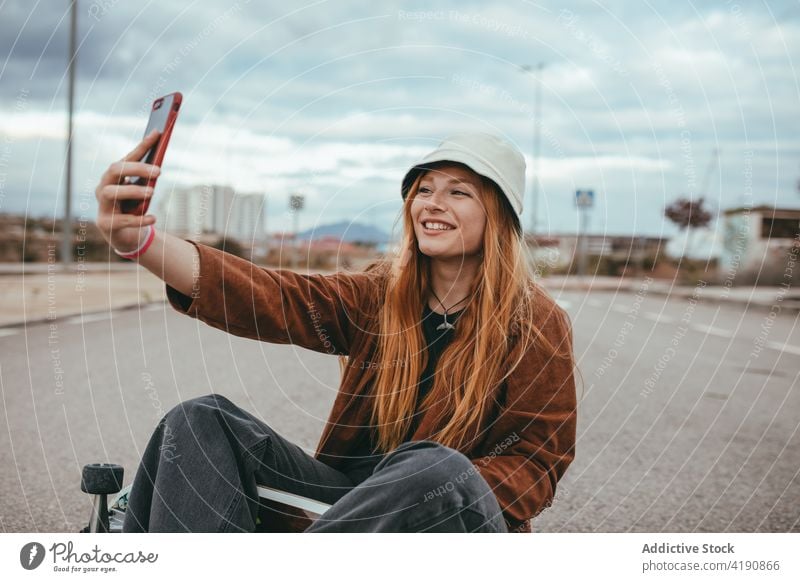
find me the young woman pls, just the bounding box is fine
[93,131,577,533]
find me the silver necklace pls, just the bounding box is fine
[429,289,470,331]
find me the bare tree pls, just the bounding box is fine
[664,197,713,260]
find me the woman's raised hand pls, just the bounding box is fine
[94,130,162,253]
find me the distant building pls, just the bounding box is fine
[157,185,266,242]
[227,193,266,242]
[156,185,216,237]
[720,205,800,285]
[301,235,360,254]
[211,185,236,236]
[527,233,668,275]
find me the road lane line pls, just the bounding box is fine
[766,341,800,356]
[643,312,675,324]
[64,312,112,325]
[692,324,733,338]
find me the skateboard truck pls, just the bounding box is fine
[81,463,124,533]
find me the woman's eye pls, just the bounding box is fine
[419,187,432,195]
[452,190,469,196]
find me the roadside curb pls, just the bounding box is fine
[543,279,800,314]
[644,287,800,314]
[0,300,167,331]
[3,278,798,331]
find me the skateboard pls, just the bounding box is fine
[78,463,332,532]
[78,463,128,533]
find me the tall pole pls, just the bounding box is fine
[289,194,304,269]
[578,205,589,276]
[262,194,269,263]
[292,207,299,268]
[575,190,594,276]
[61,0,77,267]
[531,62,544,236]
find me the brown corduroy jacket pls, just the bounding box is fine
[165,241,578,533]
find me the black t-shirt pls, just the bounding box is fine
[341,304,465,485]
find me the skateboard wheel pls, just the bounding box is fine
[81,463,124,495]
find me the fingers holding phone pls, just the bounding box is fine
[94,131,161,251]
[121,92,182,214]
[123,128,162,171]
[94,91,182,254]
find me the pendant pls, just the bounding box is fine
[436,320,455,331]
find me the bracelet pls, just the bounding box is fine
[113,225,156,259]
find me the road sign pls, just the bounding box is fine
[576,190,594,208]
[289,194,305,211]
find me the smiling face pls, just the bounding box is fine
[409,163,487,261]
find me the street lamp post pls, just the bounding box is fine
[61,0,78,268]
[520,62,545,236]
[289,194,304,268]
[575,190,594,277]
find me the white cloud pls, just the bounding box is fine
[1,0,798,235]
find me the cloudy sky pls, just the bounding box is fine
[1,0,798,252]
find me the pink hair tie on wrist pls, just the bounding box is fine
[113,224,156,259]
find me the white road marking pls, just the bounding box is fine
[65,312,112,325]
[692,324,733,338]
[643,312,675,324]
[0,328,18,337]
[766,341,800,356]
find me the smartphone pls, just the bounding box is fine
[121,92,183,215]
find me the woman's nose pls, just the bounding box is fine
[423,190,448,208]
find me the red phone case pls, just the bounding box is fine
[121,92,182,215]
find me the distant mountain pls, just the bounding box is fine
[296,221,391,244]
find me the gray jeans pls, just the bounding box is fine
[122,394,507,532]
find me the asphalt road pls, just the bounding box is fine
[1,285,798,533]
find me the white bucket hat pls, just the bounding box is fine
[401,132,526,226]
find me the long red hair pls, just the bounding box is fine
[351,164,565,454]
